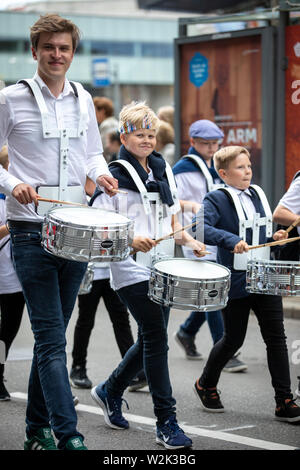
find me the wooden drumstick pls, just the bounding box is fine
[247,236,300,251]
[37,196,87,207]
[154,221,199,243]
[112,189,128,195]
[286,215,300,234]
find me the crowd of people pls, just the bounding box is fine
[0,13,299,451]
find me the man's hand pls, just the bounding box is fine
[12,183,39,205]
[131,236,156,253]
[96,174,119,197]
[272,229,289,241]
[185,239,206,257]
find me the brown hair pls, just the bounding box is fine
[30,13,81,51]
[157,105,174,127]
[156,121,174,146]
[213,146,250,172]
[93,97,114,118]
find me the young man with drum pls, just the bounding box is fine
[90,101,206,449]
[193,145,300,423]
[0,14,117,450]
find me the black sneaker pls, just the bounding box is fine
[193,379,224,412]
[128,371,148,392]
[296,377,300,400]
[70,365,92,389]
[275,399,300,423]
[0,381,11,401]
[174,330,203,360]
[223,353,248,373]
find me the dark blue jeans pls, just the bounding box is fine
[180,310,224,344]
[106,281,176,424]
[10,227,87,448]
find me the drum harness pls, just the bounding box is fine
[18,78,88,216]
[218,185,273,270]
[181,154,225,192]
[109,159,180,268]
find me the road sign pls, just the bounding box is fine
[92,58,111,87]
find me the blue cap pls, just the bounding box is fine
[189,119,224,140]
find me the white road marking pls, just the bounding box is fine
[10,392,298,451]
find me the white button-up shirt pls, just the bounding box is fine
[0,73,109,221]
[278,175,300,236]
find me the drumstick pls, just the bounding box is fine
[286,215,300,233]
[37,196,87,207]
[112,189,128,194]
[247,236,300,251]
[155,221,199,243]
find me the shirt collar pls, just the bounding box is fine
[226,185,252,197]
[33,72,75,98]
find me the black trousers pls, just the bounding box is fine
[71,279,135,367]
[0,291,25,375]
[199,294,293,403]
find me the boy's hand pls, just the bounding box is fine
[185,239,206,257]
[233,240,249,253]
[12,183,39,205]
[272,229,289,241]
[131,236,156,253]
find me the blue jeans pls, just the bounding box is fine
[106,281,176,424]
[10,227,87,448]
[180,310,224,345]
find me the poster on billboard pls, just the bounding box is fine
[177,32,263,185]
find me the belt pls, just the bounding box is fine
[7,220,43,231]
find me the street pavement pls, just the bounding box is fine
[0,297,299,457]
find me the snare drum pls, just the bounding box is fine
[246,259,300,296]
[42,206,133,262]
[78,263,94,295]
[149,258,231,311]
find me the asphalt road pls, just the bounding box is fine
[1,297,299,459]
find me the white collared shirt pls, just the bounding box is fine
[278,176,300,235]
[0,73,109,221]
[228,185,257,219]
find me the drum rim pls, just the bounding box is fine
[247,259,300,267]
[44,206,132,229]
[151,258,231,281]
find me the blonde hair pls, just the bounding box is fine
[30,13,81,51]
[213,146,250,172]
[119,101,160,134]
[0,145,8,169]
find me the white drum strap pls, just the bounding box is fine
[182,154,224,192]
[220,186,271,269]
[164,161,181,213]
[19,78,88,201]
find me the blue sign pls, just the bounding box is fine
[189,53,209,88]
[92,58,111,87]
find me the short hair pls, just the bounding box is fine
[157,105,174,127]
[119,101,160,134]
[156,121,174,146]
[107,130,121,145]
[0,145,8,169]
[30,13,81,51]
[213,146,250,172]
[93,97,114,118]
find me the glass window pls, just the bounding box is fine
[91,41,134,56]
[141,42,173,58]
[0,40,18,52]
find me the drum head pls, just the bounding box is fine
[153,258,229,280]
[47,206,130,227]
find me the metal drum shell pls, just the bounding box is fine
[42,206,134,263]
[246,259,300,296]
[149,258,231,312]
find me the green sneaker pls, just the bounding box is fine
[24,427,57,450]
[64,436,87,450]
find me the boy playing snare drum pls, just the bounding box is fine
[193,145,300,423]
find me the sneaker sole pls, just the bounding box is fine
[173,332,203,360]
[275,415,300,423]
[193,385,225,413]
[223,365,248,373]
[156,437,192,449]
[90,386,127,430]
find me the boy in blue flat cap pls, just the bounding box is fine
[172,119,247,372]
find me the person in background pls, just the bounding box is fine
[93,96,119,162]
[172,120,247,372]
[106,130,121,162]
[155,121,175,167]
[157,105,174,128]
[0,145,26,402]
